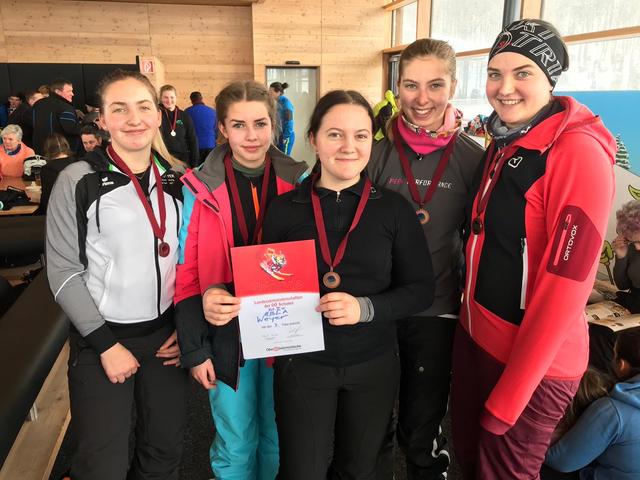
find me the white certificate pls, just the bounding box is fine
[231,240,325,359]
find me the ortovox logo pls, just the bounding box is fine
[508,156,523,168]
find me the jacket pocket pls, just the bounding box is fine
[520,238,528,310]
[98,259,114,311]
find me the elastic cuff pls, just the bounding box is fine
[180,347,213,370]
[480,407,513,435]
[84,324,118,354]
[357,296,375,323]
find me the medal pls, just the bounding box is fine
[164,107,178,139]
[472,142,508,236]
[107,145,170,258]
[416,208,430,225]
[159,241,171,257]
[224,152,272,246]
[311,174,372,290]
[392,118,458,225]
[322,271,341,289]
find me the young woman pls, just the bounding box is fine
[367,38,484,479]
[545,326,640,480]
[261,90,435,479]
[174,80,308,480]
[159,84,199,168]
[0,124,35,177]
[46,70,188,479]
[451,19,616,479]
[39,133,76,212]
[269,82,295,155]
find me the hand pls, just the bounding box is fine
[316,292,361,326]
[613,235,629,259]
[191,359,216,389]
[156,330,181,367]
[100,343,140,384]
[203,287,241,326]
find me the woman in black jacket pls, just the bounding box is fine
[262,90,435,480]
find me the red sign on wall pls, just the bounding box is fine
[140,60,155,74]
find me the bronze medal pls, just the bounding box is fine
[159,241,171,257]
[416,208,430,225]
[323,271,341,289]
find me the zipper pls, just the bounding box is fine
[336,191,341,203]
[553,214,572,266]
[520,238,528,310]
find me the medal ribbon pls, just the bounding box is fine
[392,117,458,210]
[163,106,178,133]
[474,141,508,220]
[107,144,167,244]
[310,174,372,273]
[224,152,272,245]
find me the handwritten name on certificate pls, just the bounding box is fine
[230,240,325,359]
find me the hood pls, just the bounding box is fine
[515,96,616,164]
[610,373,640,409]
[193,142,308,193]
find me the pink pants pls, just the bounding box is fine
[451,325,579,479]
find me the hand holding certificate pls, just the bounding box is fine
[231,239,325,359]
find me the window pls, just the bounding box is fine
[555,37,640,91]
[391,1,418,47]
[430,0,503,52]
[454,55,493,118]
[542,0,640,36]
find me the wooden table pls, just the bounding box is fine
[0,177,40,216]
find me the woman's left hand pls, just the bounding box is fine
[317,292,361,326]
[156,330,181,367]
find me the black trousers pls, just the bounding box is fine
[378,316,457,480]
[67,324,189,480]
[274,350,400,480]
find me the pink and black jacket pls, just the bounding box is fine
[174,143,308,389]
[463,96,616,434]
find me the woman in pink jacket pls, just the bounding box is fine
[174,80,308,480]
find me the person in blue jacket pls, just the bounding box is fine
[185,91,217,166]
[545,326,640,480]
[269,82,295,155]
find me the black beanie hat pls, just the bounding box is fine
[489,19,569,87]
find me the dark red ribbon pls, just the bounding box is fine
[163,106,178,133]
[224,152,272,246]
[107,144,167,244]
[310,174,372,273]
[474,141,505,219]
[392,117,458,210]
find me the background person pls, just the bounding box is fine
[185,90,217,166]
[159,84,199,168]
[545,326,640,480]
[269,82,295,155]
[368,38,485,480]
[0,124,35,178]
[451,19,616,479]
[174,80,308,480]
[262,89,435,480]
[46,69,188,480]
[39,133,76,213]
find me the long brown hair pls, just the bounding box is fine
[96,69,180,167]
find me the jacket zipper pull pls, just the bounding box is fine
[336,191,341,203]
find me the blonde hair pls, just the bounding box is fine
[97,70,180,167]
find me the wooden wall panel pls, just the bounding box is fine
[252,0,387,104]
[0,1,254,107]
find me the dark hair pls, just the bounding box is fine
[8,92,25,102]
[555,367,614,437]
[269,82,289,94]
[307,90,375,140]
[215,81,277,129]
[44,133,72,160]
[24,89,39,102]
[615,326,640,377]
[49,78,72,92]
[80,124,100,138]
[398,38,457,82]
[190,91,203,103]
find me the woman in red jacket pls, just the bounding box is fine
[451,19,616,479]
[174,80,308,480]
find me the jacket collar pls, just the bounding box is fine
[49,91,74,107]
[83,147,173,175]
[292,173,381,203]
